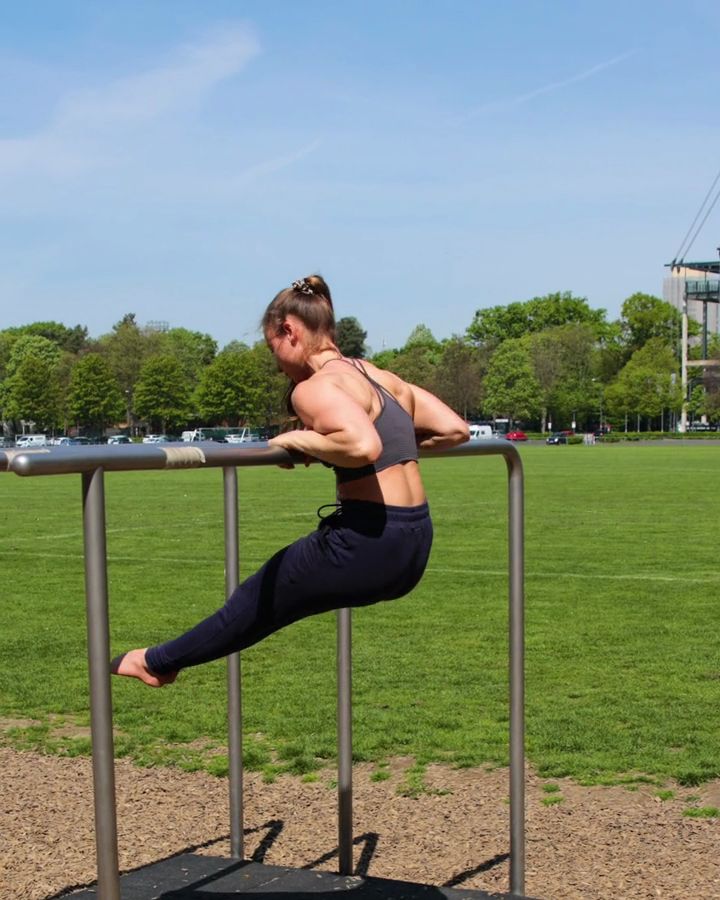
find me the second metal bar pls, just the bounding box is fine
[337,606,353,874]
[81,468,120,900]
[506,454,526,896]
[224,466,243,859]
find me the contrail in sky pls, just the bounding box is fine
[455,50,637,124]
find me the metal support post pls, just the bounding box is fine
[507,456,525,897]
[81,468,120,900]
[337,606,353,874]
[681,297,689,432]
[224,466,243,859]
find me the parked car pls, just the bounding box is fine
[506,431,527,442]
[142,434,171,444]
[107,435,132,445]
[224,430,261,444]
[546,432,567,445]
[15,434,48,448]
[468,423,494,440]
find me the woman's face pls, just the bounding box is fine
[265,318,304,379]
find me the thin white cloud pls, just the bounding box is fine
[230,139,324,188]
[455,50,637,124]
[57,28,259,130]
[0,25,260,176]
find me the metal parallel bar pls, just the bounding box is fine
[223,467,244,859]
[2,441,526,896]
[4,436,515,479]
[337,606,353,875]
[507,455,526,896]
[81,468,120,900]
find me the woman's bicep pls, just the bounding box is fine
[291,379,382,461]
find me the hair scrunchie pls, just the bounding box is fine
[292,278,314,295]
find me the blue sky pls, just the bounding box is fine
[2,0,720,353]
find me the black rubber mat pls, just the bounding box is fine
[68,854,534,898]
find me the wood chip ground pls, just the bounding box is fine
[1,747,719,899]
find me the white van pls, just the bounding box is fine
[15,434,48,448]
[468,424,493,440]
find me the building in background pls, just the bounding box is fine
[663,263,719,337]
[664,254,720,430]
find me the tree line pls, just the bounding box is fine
[1,292,718,439]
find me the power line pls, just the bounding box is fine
[681,187,720,263]
[673,163,720,264]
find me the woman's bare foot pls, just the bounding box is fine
[110,649,178,687]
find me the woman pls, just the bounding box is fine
[113,275,469,686]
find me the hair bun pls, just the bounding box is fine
[291,278,314,295]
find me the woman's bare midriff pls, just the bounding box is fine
[336,461,426,507]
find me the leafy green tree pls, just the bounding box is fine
[594,320,627,384]
[6,334,62,376]
[405,323,439,349]
[704,370,720,422]
[527,331,564,432]
[369,348,399,371]
[0,379,9,438]
[134,355,192,433]
[196,343,285,426]
[157,328,217,388]
[529,324,599,430]
[98,314,162,429]
[68,354,125,434]
[0,332,15,380]
[687,384,706,422]
[604,338,682,430]
[467,292,607,346]
[196,352,247,425]
[5,321,90,354]
[5,354,62,432]
[431,337,486,419]
[220,340,250,356]
[374,324,442,389]
[336,317,367,358]
[387,345,437,390]
[241,342,287,425]
[483,338,542,424]
[620,293,683,354]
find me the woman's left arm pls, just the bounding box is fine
[268,378,382,468]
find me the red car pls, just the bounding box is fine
[506,430,528,441]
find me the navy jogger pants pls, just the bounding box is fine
[145,500,433,675]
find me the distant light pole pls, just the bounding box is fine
[591,379,603,432]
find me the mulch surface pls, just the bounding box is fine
[1,746,719,899]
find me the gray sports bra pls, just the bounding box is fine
[331,359,419,484]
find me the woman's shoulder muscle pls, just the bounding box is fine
[357,360,415,412]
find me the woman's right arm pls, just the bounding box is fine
[409,384,470,449]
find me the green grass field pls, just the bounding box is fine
[1,445,718,786]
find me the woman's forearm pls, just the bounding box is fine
[270,427,381,468]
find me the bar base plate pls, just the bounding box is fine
[67,854,533,898]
